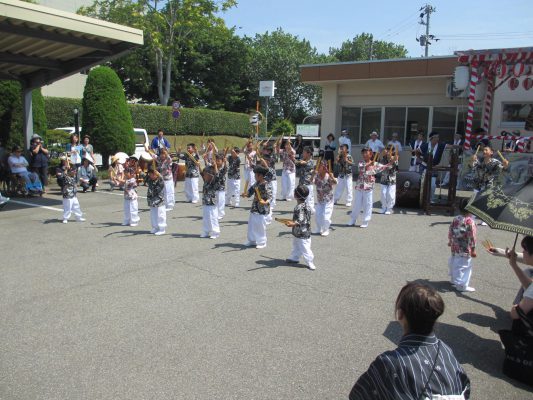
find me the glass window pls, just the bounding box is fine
[384,107,406,145]
[360,108,382,144]
[406,107,429,144]
[341,107,361,144]
[457,106,482,134]
[501,103,533,130]
[432,107,456,143]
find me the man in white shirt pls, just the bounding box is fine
[338,129,352,154]
[365,131,385,153]
[387,132,403,152]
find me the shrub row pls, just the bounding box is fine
[45,97,262,137]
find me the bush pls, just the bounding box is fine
[82,66,135,165]
[271,119,295,137]
[44,97,82,129]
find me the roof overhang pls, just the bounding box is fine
[300,56,457,85]
[0,0,144,89]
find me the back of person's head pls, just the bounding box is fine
[294,184,309,201]
[395,282,444,335]
[303,146,312,154]
[458,197,469,214]
[522,236,533,256]
[233,147,241,154]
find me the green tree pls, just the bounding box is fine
[79,0,237,106]
[81,66,134,164]
[329,33,407,62]
[271,119,294,137]
[246,28,323,123]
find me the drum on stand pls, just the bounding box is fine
[395,170,426,208]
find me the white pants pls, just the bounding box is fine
[334,175,353,204]
[430,176,437,202]
[63,197,83,220]
[202,204,220,236]
[150,205,167,232]
[305,184,315,214]
[350,190,373,225]
[226,178,241,207]
[281,170,295,200]
[216,190,225,218]
[449,255,473,288]
[185,177,199,203]
[244,168,256,191]
[380,184,396,212]
[123,198,140,225]
[270,179,277,208]
[164,179,175,210]
[289,237,314,265]
[247,213,267,246]
[314,200,334,234]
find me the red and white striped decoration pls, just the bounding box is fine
[464,60,479,150]
[482,76,494,131]
[471,134,532,153]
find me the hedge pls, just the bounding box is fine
[45,97,263,137]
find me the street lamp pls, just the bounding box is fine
[73,107,79,136]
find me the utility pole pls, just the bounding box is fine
[417,4,437,57]
[368,34,374,60]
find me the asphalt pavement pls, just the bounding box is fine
[1,174,532,399]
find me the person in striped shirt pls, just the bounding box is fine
[349,282,470,400]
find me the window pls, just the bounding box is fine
[406,107,429,144]
[501,103,533,130]
[341,107,361,144]
[432,107,456,143]
[457,106,482,134]
[361,108,382,144]
[384,107,406,145]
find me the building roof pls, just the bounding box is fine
[0,0,143,89]
[301,56,457,84]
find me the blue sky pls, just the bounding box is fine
[221,0,533,57]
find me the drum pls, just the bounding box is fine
[396,171,426,208]
[173,162,186,182]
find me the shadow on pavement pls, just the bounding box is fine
[219,220,247,226]
[171,233,204,239]
[104,230,151,237]
[213,242,248,253]
[248,256,308,271]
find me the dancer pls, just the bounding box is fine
[243,140,257,191]
[146,166,166,236]
[295,146,315,214]
[277,139,296,201]
[214,152,228,220]
[448,198,477,292]
[180,143,201,203]
[200,164,220,239]
[61,167,85,224]
[242,166,272,249]
[285,185,316,270]
[149,147,174,211]
[333,144,354,207]
[379,144,399,215]
[313,161,337,236]
[259,144,277,224]
[226,147,241,207]
[122,167,140,227]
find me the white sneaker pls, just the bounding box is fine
[458,286,476,292]
[209,234,219,239]
[154,230,165,236]
[77,217,86,222]
[62,219,68,224]
[360,223,368,228]
[150,229,157,234]
[256,243,267,249]
[130,223,138,227]
[479,221,487,226]
[384,210,391,215]
[308,263,316,270]
[320,230,330,236]
[346,203,352,207]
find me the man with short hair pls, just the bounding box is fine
[365,131,385,153]
[338,129,352,154]
[150,129,171,155]
[386,132,403,152]
[419,131,448,202]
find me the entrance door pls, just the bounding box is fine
[406,107,430,144]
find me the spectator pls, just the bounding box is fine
[349,282,470,399]
[66,134,82,168]
[293,134,304,160]
[108,156,124,190]
[364,131,384,153]
[29,134,49,193]
[150,129,171,155]
[386,132,403,151]
[8,145,32,185]
[339,129,352,154]
[323,133,336,165]
[80,135,95,162]
[78,157,98,192]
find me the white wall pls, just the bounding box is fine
[42,73,87,99]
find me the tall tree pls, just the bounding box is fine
[246,28,323,123]
[329,33,407,62]
[79,0,236,106]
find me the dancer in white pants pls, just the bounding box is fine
[200,166,220,238]
[213,153,228,219]
[313,162,337,236]
[277,140,296,201]
[379,146,398,215]
[146,169,166,235]
[295,146,316,214]
[243,141,256,194]
[122,169,140,226]
[180,144,201,203]
[258,145,277,224]
[61,171,85,223]
[333,144,353,206]
[226,147,241,207]
[243,166,272,249]
[285,185,315,270]
[148,147,174,211]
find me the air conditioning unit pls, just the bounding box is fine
[446,79,467,98]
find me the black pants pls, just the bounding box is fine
[81,177,98,191]
[32,166,48,187]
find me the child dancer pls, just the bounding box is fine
[333,144,354,207]
[295,146,315,214]
[226,147,241,207]
[242,166,272,249]
[154,147,175,211]
[348,147,394,228]
[259,144,277,224]
[380,144,399,215]
[285,185,316,270]
[61,167,85,224]
[200,165,220,239]
[243,140,257,191]
[313,161,337,236]
[181,143,201,203]
[122,167,140,227]
[448,198,477,292]
[146,166,166,235]
[214,152,228,220]
[277,139,296,201]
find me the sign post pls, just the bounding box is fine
[259,81,275,135]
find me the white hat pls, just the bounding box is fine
[371,131,378,136]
